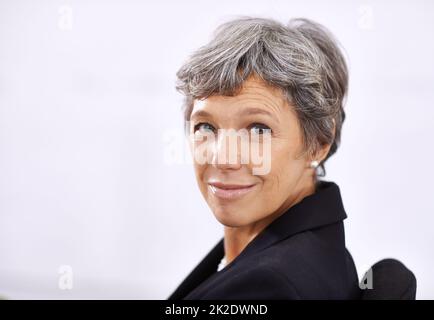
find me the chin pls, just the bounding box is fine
[212,208,252,228]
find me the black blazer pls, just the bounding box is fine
[168,180,361,300]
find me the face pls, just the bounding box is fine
[188,75,323,228]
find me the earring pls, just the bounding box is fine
[310,160,319,169]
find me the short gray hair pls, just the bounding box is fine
[176,16,348,177]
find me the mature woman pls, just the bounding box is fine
[168,17,360,300]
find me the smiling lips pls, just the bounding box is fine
[208,182,257,200]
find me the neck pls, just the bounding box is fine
[223,178,317,265]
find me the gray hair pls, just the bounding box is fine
[176,16,348,178]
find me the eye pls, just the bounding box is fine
[249,123,272,135]
[193,122,216,133]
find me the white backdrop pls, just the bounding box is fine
[0,0,433,299]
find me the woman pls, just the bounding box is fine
[168,17,360,300]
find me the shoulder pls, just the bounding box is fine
[235,223,359,299]
[200,264,301,300]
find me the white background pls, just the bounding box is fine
[0,0,433,299]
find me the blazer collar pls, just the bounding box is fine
[168,179,347,299]
[230,179,347,263]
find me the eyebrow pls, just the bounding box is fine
[239,107,279,123]
[191,107,279,123]
[190,109,213,120]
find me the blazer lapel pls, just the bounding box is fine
[167,238,224,300]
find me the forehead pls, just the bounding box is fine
[192,76,289,118]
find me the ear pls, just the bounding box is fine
[315,142,333,164]
[311,118,336,164]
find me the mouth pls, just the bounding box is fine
[208,182,257,200]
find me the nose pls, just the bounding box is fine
[211,130,244,171]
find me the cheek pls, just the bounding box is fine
[190,138,210,192]
[192,163,201,176]
[261,140,304,197]
[193,163,207,190]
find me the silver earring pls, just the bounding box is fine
[310,160,319,169]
